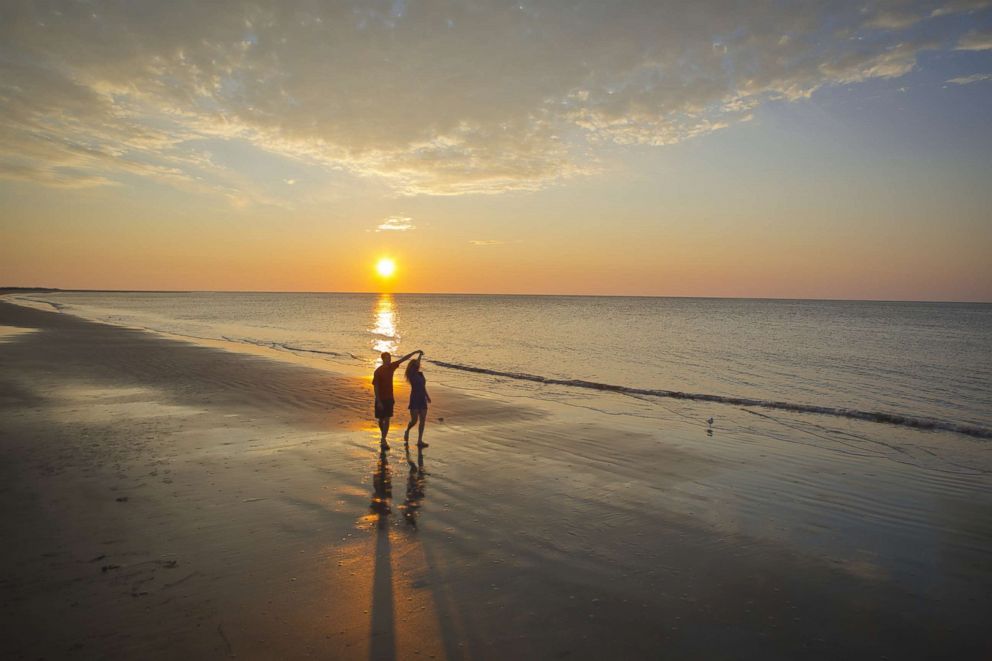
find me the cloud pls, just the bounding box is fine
[0,162,119,189]
[865,8,923,30]
[376,216,416,232]
[469,239,505,246]
[932,0,992,17]
[947,73,992,84]
[0,1,986,198]
[956,28,992,50]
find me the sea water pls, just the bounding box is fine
[14,291,992,449]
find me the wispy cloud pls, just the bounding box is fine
[933,0,992,18]
[865,9,922,30]
[376,216,416,232]
[947,73,992,85]
[0,1,987,198]
[956,28,992,51]
[0,163,120,189]
[469,239,505,246]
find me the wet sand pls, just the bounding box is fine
[1,300,989,660]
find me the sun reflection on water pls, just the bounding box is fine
[370,293,399,360]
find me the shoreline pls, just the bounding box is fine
[1,301,990,659]
[7,292,990,442]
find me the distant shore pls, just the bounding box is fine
[1,300,989,660]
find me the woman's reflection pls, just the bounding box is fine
[401,444,427,529]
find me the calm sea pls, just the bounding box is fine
[16,291,992,442]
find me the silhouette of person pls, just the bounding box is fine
[403,357,432,447]
[373,349,423,448]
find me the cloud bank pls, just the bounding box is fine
[0,0,989,198]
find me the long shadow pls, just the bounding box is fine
[368,445,395,661]
[398,444,476,660]
[369,438,464,660]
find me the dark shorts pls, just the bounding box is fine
[375,398,395,419]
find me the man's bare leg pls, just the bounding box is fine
[378,417,390,449]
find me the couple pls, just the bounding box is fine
[372,349,431,449]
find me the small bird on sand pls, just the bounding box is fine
[707,417,714,426]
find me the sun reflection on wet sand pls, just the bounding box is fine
[370,293,399,360]
[346,434,449,659]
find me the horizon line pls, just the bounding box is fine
[2,287,989,305]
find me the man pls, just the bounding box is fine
[373,349,423,448]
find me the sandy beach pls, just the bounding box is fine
[1,299,990,660]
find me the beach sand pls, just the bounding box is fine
[1,300,989,660]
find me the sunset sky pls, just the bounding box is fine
[1,1,991,300]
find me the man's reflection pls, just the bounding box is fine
[370,446,392,518]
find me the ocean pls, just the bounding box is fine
[13,291,992,461]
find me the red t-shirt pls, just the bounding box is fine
[372,362,401,400]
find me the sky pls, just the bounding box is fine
[1,0,991,300]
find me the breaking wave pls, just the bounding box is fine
[222,336,357,359]
[429,360,992,440]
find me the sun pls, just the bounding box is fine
[375,257,396,278]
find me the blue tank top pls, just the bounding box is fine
[408,372,428,409]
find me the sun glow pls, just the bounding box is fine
[376,258,396,278]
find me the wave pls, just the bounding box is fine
[14,296,65,312]
[222,336,357,360]
[429,360,992,440]
[280,343,359,360]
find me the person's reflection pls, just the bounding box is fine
[370,446,392,518]
[401,443,427,528]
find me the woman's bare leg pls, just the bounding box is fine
[417,410,428,446]
[404,413,417,442]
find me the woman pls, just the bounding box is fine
[403,357,431,447]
